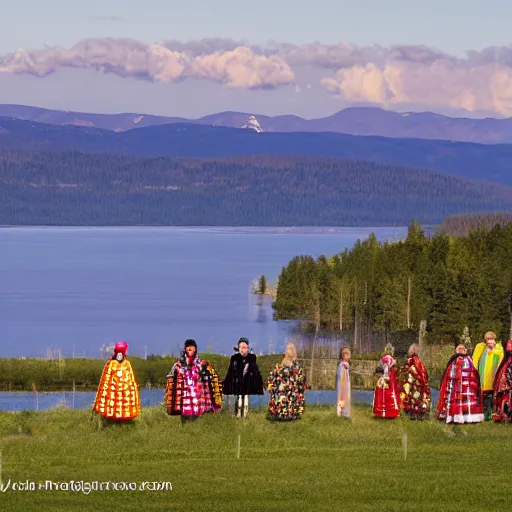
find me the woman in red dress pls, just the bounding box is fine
[492,339,512,422]
[436,344,483,424]
[373,346,401,419]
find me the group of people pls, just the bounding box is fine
[93,337,309,422]
[92,331,512,425]
[371,332,512,424]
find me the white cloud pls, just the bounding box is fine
[0,38,294,89]
[318,51,512,116]
[190,47,294,88]
[4,38,512,115]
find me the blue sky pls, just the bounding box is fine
[1,0,509,55]
[1,0,511,118]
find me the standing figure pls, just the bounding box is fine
[266,343,308,421]
[492,339,512,422]
[94,341,140,421]
[472,331,504,420]
[336,347,351,419]
[222,337,264,417]
[399,343,431,420]
[165,339,222,420]
[373,345,401,419]
[436,344,484,424]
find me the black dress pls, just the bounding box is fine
[222,352,264,396]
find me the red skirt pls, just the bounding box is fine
[373,369,400,418]
[493,357,512,422]
[436,355,483,424]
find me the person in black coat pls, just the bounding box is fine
[223,337,264,417]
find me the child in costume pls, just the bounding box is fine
[222,337,264,417]
[165,339,222,420]
[336,347,351,419]
[472,331,504,420]
[266,343,309,421]
[399,343,431,420]
[436,344,484,424]
[94,341,140,421]
[492,339,512,422]
[373,344,401,419]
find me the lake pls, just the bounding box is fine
[0,389,374,412]
[0,389,442,412]
[1,226,406,358]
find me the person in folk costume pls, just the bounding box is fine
[492,339,512,422]
[336,347,351,419]
[373,343,401,419]
[93,341,140,421]
[436,344,484,424]
[399,343,431,420]
[164,339,222,421]
[472,331,504,420]
[266,342,309,421]
[222,337,264,418]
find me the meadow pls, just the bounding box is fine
[0,405,510,511]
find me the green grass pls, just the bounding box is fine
[0,405,510,511]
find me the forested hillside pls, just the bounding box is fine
[438,211,512,236]
[2,151,512,226]
[273,221,512,346]
[2,117,512,186]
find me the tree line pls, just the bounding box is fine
[273,218,512,348]
[438,211,512,237]
[2,149,512,226]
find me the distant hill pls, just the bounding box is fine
[0,104,187,132]
[2,150,512,226]
[1,117,512,186]
[2,104,512,144]
[437,211,512,237]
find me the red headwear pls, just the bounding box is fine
[114,341,128,355]
[506,340,512,353]
[381,354,395,367]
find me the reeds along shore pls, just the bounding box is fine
[0,345,470,393]
[0,353,376,392]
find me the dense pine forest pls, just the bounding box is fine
[438,211,512,237]
[2,150,512,226]
[3,116,512,187]
[273,219,512,347]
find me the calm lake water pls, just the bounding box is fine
[0,389,369,412]
[0,389,441,412]
[1,226,407,358]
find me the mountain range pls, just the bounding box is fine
[2,103,512,226]
[1,116,512,186]
[2,103,512,145]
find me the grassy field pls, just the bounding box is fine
[0,405,510,511]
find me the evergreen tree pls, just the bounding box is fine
[273,217,512,346]
[258,275,267,295]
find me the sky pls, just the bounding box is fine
[1,1,512,118]
[1,0,510,55]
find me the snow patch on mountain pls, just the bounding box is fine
[241,115,263,133]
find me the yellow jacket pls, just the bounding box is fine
[472,342,504,392]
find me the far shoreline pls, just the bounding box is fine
[0,225,409,230]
